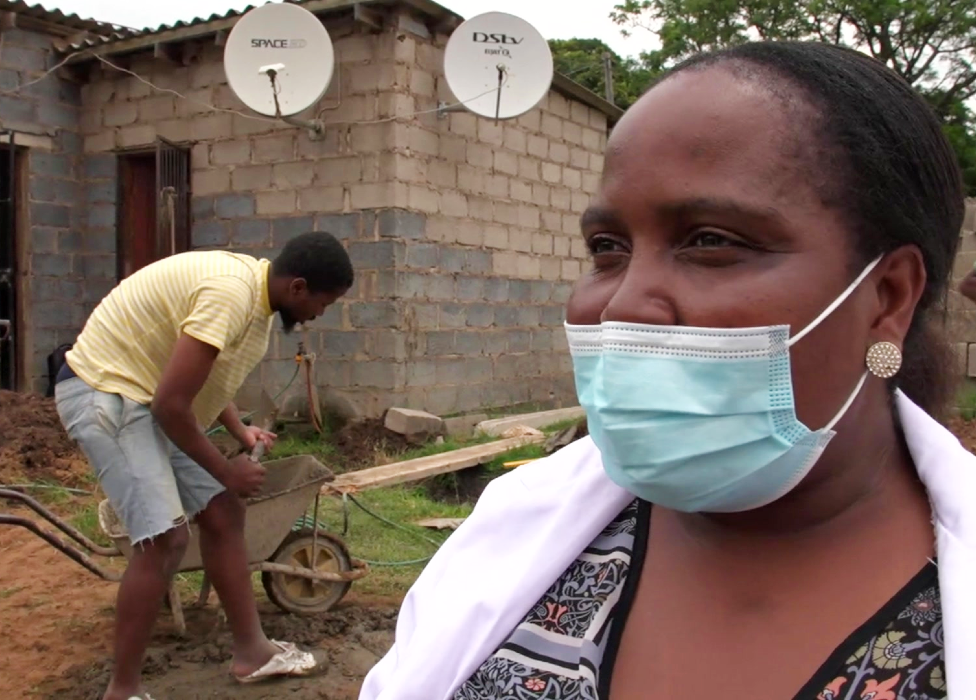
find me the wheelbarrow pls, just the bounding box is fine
[0,452,368,634]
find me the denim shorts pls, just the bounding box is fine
[54,377,226,546]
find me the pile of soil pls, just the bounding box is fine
[0,390,90,488]
[422,465,494,505]
[40,600,398,700]
[947,416,976,452]
[331,419,412,472]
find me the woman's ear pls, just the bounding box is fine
[870,245,926,348]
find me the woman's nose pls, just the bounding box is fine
[599,264,678,326]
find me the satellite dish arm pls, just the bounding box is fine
[261,64,326,137]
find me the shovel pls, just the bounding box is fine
[248,389,279,461]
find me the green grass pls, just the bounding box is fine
[313,486,472,598]
[271,432,341,465]
[958,383,976,420]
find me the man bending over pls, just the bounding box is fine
[54,231,353,700]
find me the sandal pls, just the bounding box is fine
[233,640,328,684]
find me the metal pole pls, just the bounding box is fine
[602,52,615,105]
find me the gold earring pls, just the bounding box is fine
[866,341,902,378]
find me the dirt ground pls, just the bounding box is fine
[5,390,976,699]
[0,390,91,488]
[0,517,397,700]
[0,392,401,699]
[37,592,397,700]
[331,419,413,473]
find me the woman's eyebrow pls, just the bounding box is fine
[580,206,624,230]
[660,197,789,226]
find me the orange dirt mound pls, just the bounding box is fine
[0,390,91,488]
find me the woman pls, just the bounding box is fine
[361,41,975,699]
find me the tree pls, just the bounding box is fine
[610,0,976,194]
[549,38,654,109]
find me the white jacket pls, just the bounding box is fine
[360,391,976,699]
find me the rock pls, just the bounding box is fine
[476,407,586,437]
[443,412,490,438]
[500,425,544,439]
[384,407,445,441]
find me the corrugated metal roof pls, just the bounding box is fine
[0,0,128,35]
[63,5,263,51]
[60,0,428,52]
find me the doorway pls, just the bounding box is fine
[116,137,191,280]
[0,132,19,390]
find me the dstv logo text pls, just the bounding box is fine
[250,38,308,49]
[472,32,523,45]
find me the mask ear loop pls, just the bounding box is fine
[787,255,884,348]
[823,371,868,431]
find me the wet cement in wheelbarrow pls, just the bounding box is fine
[39,596,398,699]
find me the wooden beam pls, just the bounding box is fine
[214,30,227,47]
[353,3,384,30]
[0,11,17,31]
[323,435,546,494]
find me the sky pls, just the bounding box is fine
[44,0,649,58]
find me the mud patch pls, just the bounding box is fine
[0,390,90,488]
[41,598,397,700]
[947,416,976,453]
[421,465,494,505]
[332,419,412,472]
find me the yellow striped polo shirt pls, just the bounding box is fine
[66,251,275,428]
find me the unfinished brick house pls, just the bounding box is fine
[0,0,623,418]
[5,1,973,418]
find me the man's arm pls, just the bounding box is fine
[151,275,256,487]
[152,333,232,482]
[218,403,250,445]
[960,268,976,303]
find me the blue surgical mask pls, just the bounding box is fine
[566,257,882,513]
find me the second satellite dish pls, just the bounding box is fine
[444,12,554,121]
[224,3,335,118]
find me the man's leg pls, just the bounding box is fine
[194,492,279,676]
[170,449,278,677]
[108,528,188,699]
[55,380,190,700]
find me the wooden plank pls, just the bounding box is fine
[323,435,544,494]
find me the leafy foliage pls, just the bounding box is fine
[548,38,654,109]
[610,0,976,193]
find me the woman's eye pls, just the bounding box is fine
[586,235,627,255]
[688,230,737,248]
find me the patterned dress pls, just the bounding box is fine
[454,500,946,700]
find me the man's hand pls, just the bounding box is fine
[221,453,268,498]
[241,425,277,454]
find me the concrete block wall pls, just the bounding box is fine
[374,16,606,414]
[78,21,441,414]
[0,26,111,390]
[949,197,976,375]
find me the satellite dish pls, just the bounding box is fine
[443,12,554,121]
[224,3,335,118]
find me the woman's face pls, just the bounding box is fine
[566,66,892,430]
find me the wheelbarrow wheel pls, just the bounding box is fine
[262,528,352,615]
